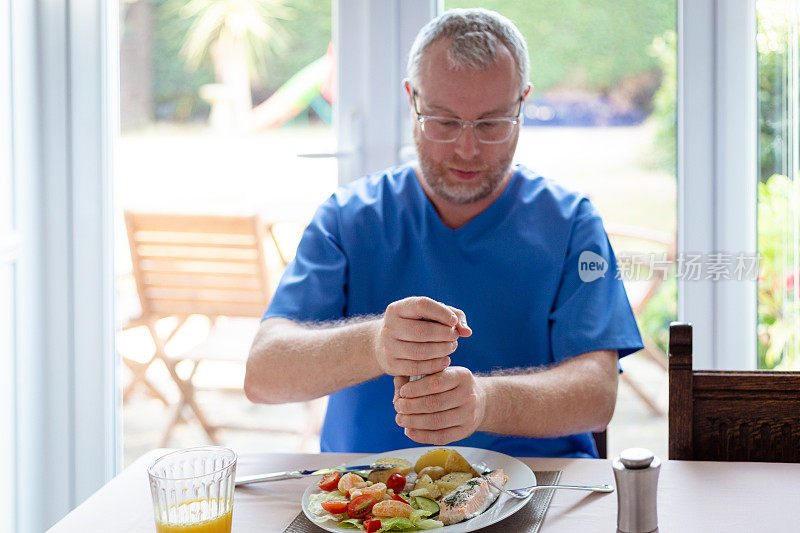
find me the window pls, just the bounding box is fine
[756,0,800,370]
[117,0,338,465]
[443,0,677,459]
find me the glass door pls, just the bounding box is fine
[117,0,337,465]
[443,0,677,458]
[757,0,800,370]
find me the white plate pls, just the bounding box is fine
[301,446,535,533]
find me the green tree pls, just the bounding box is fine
[444,0,675,92]
[757,1,790,182]
[757,175,799,370]
[177,0,294,129]
[258,0,331,93]
[647,31,676,174]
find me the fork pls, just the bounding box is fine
[482,473,614,499]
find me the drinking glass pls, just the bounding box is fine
[148,446,237,533]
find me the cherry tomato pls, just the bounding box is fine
[347,494,378,519]
[318,471,340,492]
[391,492,408,503]
[320,500,348,514]
[364,518,382,533]
[386,472,406,492]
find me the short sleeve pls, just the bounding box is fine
[549,199,644,361]
[262,196,348,322]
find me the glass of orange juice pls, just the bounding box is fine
[148,446,237,533]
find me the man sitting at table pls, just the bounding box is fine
[244,8,643,458]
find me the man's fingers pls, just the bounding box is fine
[393,376,409,402]
[446,305,472,337]
[394,386,463,414]
[396,405,469,431]
[394,376,409,390]
[391,297,458,326]
[390,338,458,361]
[390,317,459,342]
[399,367,467,398]
[404,426,467,446]
[388,356,451,377]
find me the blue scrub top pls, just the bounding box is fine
[264,164,643,457]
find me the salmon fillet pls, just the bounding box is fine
[438,469,508,525]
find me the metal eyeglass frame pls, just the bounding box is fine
[411,89,525,144]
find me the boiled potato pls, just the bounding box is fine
[443,449,477,476]
[435,472,474,496]
[411,474,441,499]
[414,448,452,473]
[418,466,447,481]
[377,457,412,474]
[367,457,412,484]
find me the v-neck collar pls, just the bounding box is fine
[410,165,521,239]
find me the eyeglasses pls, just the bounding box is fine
[411,89,524,144]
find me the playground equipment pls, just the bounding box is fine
[248,41,336,132]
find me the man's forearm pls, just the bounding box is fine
[244,317,383,404]
[477,350,619,438]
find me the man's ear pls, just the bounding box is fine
[522,83,532,100]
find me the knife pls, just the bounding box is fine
[235,464,396,486]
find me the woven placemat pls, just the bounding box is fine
[284,470,562,533]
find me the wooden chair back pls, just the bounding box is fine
[592,430,607,459]
[124,212,274,319]
[668,322,800,462]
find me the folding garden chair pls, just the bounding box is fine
[122,211,322,447]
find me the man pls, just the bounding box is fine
[245,8,643,458]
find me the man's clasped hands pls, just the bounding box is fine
[377,296,484,445]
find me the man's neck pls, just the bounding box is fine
[414,165,514,230]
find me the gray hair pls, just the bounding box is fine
[407,8,530,95]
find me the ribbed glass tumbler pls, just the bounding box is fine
[148,446,237,533]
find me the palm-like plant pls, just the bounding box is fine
[179,0,293,129]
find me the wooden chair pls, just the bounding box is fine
[592,430,607,459]
[122,212,323,447]
[668,322,800,462]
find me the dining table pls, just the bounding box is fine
[48,449,800,532]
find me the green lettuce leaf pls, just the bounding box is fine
[410,518,444,530]
[307,491,348,524]
[337,518,364,529]
[409,509,443,528]
[375,517,416,531]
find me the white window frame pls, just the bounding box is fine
[1,1,17,531]
[678,0,758,369]
[10,1,118,530]
[335,0,437,184]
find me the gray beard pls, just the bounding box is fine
[414,130,514,205]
